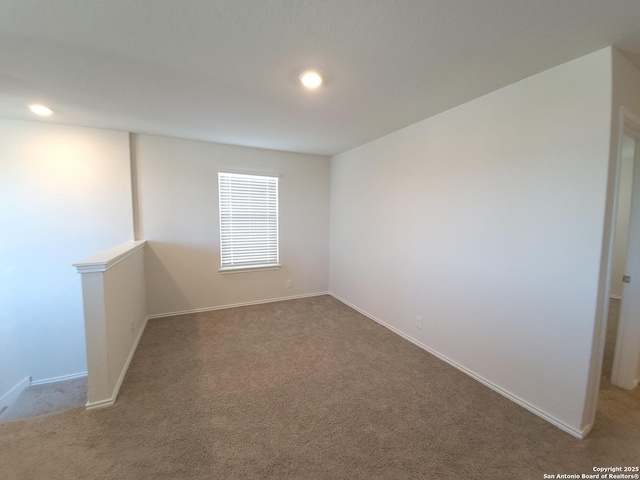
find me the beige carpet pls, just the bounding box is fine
[0,376,87,424]
[0,295,638,479]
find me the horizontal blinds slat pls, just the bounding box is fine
[220,236,277,240]
[220,182,276,187]
[221,255,278,261]
[220,217,276,220]
[219,245,278,252]
[220,189,276,193]
[221,258,277,262]
[219,225,277,228]
[220,227,277,230]
[221,242,277,248]
[220,236,277,241]
[219,193,276,198]
[218,231,278,236]
[219,172,279,268]
[220,253,278,258]
[220,231,276,234]
[221,262,277,267]
[220,238,277,243]
[221,253,277,257]
[220,217,278,220]
[220,178,277,183]
[219,238,276,243]
[219,226,278,230]
[220,250,278,255]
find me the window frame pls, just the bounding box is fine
[217,171,280,274]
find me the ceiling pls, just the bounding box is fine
[2,0,640,156]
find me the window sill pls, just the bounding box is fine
[218,264,281,274]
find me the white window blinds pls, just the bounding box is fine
[218,172,279,270]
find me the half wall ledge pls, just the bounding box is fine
[74,240,146,274]
[73,240,148,409]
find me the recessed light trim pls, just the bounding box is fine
[29,104,53,116]
[299,71,323,89]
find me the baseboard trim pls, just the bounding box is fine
[609,294,622,300]
[31,372,87,386]
[86,398,115,410]
[147,292,330,320]
[85,315,149,410]
[0,376,31,411]
[113,315,149,400]
[581,422,594,438]
[328,292,585,439]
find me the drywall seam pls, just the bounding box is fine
[31,372,87,386]
[328,292,587,439]
[0,377,31,411]
[147,292,330,319]
[85,315,149,410]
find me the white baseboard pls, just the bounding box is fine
[580,422,594,438]
[0,376,31,411]
[86,315,149,410]
[86,398,115,410]
[609,294,622,300]
[31,372,87,386]
[328,292,586,439]
[147,292,330,320]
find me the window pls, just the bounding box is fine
[218,172,279,272]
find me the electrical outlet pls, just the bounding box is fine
[287,280,292,289]
[415,316,422,329]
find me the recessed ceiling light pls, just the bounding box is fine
[29,104,53,116]
[299,71,323,89]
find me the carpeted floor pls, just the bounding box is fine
[0,376,87,424]
[0,295,638,479]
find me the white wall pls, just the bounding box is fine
[329,48,612,435]
[0,120,132,402]
[135,134,330,316]
[610,136,636,298]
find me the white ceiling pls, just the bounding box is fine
[2,0,640,156]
